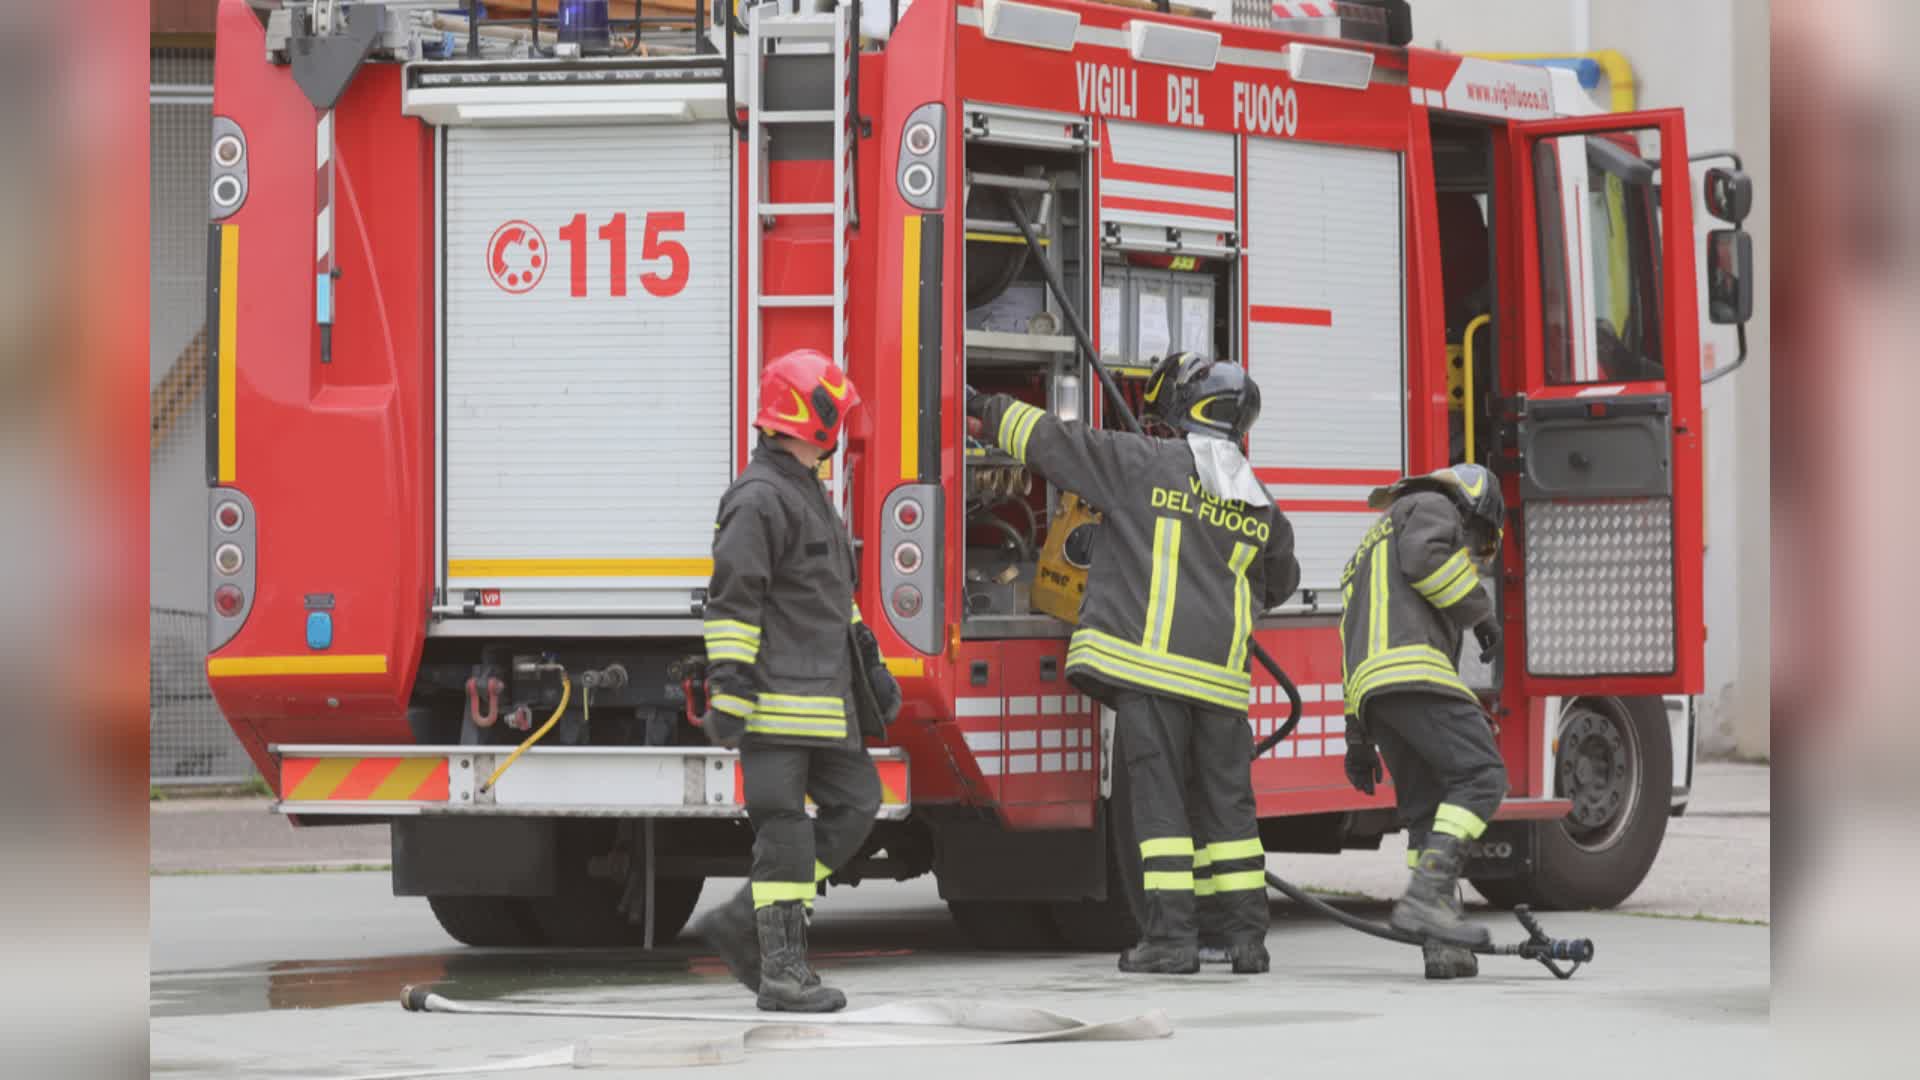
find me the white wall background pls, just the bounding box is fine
[1415,0,1770,758]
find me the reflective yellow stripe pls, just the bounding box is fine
[1204,838,1263,862]
[1143,518,1182,652]
[758,694,845,717]
[217,223,238,483]
[1140,837,1195,860]
[1067,639,1251,713]
[814,860,834,882]
[1407,849,1421,869]
[1192,877,1218,897]
[711,693,756,718]
[1000,402,1045,460]
[1142,871,1195,891]
[1227,542,1257,673]
[1192,849,1214,869]
[1432,803,1489,840]
[752,881,816,908]
[900,215,922,480]
[1410,549,1472,598]
[850,603,863,625]
[1349,659,1472,703]
[1210,870,1267,893]
[1368,538,1390,656]
[746,718,847,738]
[704,619,762,640]
[1071,629,1249,696]
[1428,565,1482,609]
[208,654,388,677]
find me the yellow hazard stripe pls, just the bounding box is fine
[218,223,239,484]
[287,758,356,801]
[900,214,922,480]
[209,654,388,677]
[368,758,443,802]
[449,558,713,579]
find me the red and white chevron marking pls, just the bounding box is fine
[316,108,334,322]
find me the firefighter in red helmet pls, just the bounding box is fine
[691,349,901,1013]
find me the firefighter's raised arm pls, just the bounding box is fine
[702,482,787,735]
[965,387,1145,512]
[1392,491,1492,629]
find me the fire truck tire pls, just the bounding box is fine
[425,896,544,948]
[525,875,705,948]
[1470,696,1672,912]
[946,900,1063,950]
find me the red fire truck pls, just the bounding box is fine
[204,0,1754,947]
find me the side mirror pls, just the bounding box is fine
[1704,167,1752,225]
[1706,229,1754,325]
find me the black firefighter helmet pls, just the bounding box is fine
[1367,464,1506,559]
[1142,351,1262,442]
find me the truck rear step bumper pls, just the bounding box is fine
[270,744,910,820]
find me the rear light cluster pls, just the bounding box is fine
[879,485,941,653]
[207,489,257,651]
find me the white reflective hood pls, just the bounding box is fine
[1187,434,1271,508]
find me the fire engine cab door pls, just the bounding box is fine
[440,123,732,619]
[1502,109,1703,697]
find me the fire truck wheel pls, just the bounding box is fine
[1471,696,1672,911]
[425,896,544,948]
[946,900,1063,950]
[521,822,706,946]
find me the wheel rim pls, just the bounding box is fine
[1553,698,1643,853]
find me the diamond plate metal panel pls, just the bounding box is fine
[1523,497,1676,676]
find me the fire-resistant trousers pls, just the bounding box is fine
[1366,690,1508,863]
[740,744,881,909]
[1114,690,1267,947]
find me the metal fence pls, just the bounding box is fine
[152,47,254,784]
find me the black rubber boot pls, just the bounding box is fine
[692,885,760,992]
[1422,940,1480,980]
[754,902,846,1013]
[1226,941,1270,975]
[1389,835,1492,949]
[1118,940,1201,974]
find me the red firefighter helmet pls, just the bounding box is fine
[755,348,861,449]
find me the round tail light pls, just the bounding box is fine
[214,543,245,575]
[893,498,923,530]
[891,584,923,618]
[214,500,244,532]
[213,585,244,617]
[892,541,923,574]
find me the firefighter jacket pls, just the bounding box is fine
[975,395,1301,714]
[1337,491,1492,722]
[702,438,875,749]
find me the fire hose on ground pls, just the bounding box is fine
[1001,196,1594,979]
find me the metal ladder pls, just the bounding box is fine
[742,2,856,508]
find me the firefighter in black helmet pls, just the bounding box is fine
[967,352,1300,975]
[1337,463,1508,979]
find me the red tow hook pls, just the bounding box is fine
[684,675,709,727]
[465,676,505,729]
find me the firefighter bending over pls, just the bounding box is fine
[967,352,1300,975]
[1337,464,1509,980]
[692,349,902,1013]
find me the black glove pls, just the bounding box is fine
[1473,620,1501,665]
[1344,737,1382,796]
[701,709,744,750]
[964,383,988,420]
[851,622,902,727]
[868,665,902,727]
